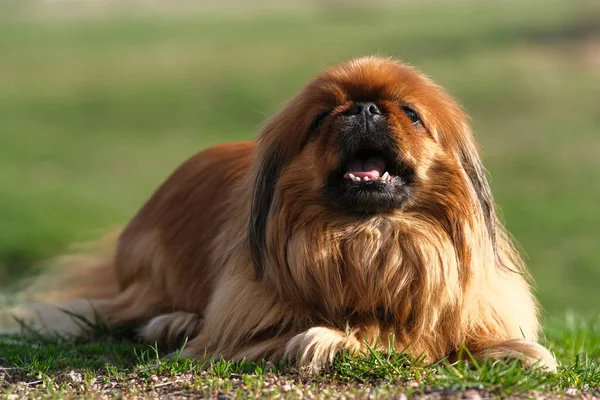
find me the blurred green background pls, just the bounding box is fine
[0,0,598,315]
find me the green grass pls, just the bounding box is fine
[0,315,598,398]
[0,0,599,398]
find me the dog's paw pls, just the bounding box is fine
[471,339,558,373]
[138,311,203,349]
[284,327,361,373]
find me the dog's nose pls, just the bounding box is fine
[348,102,382,117]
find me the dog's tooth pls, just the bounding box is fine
[363,176,370,181]
[382,171,390,181]
[349,173,357,182]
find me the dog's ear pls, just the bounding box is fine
[248,94,313,279]
[432,94,498,252]
[249,143,285,280]
[455,122,497,250]
[453,121,528,274]
[459,143,496,247]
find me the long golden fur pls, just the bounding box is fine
[7,57,556,372]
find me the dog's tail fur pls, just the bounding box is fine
[1,234,122,336]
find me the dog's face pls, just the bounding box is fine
[250,57,497,279]
[309,69,439,214]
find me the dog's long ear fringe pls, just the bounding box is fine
[455,126,527,275]
[457,140,497,250]
[249,146,285,280]
[247,89,314,280]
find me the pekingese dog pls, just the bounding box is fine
[10,57,556,372]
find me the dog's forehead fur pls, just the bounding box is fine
[310,57,438,104]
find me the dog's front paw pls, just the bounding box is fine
[469,339,558,373]
[284,327,361,373]
[138,311,203,348]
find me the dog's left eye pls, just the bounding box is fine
[401,105,421,125]
[309,110,330,134]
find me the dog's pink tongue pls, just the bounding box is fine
[344,156,386,179]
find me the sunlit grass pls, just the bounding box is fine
[0,315,597,398]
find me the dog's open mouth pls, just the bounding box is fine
[342,150,396,184]
[326,147,413,213]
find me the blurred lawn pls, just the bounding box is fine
[0,1,598,315]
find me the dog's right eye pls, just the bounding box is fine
[401,105,422,125]
[309,110,330,135]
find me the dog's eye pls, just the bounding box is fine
[401,105,421,125]
[309,110,330,134]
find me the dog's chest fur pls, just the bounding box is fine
[279,216,461,326]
